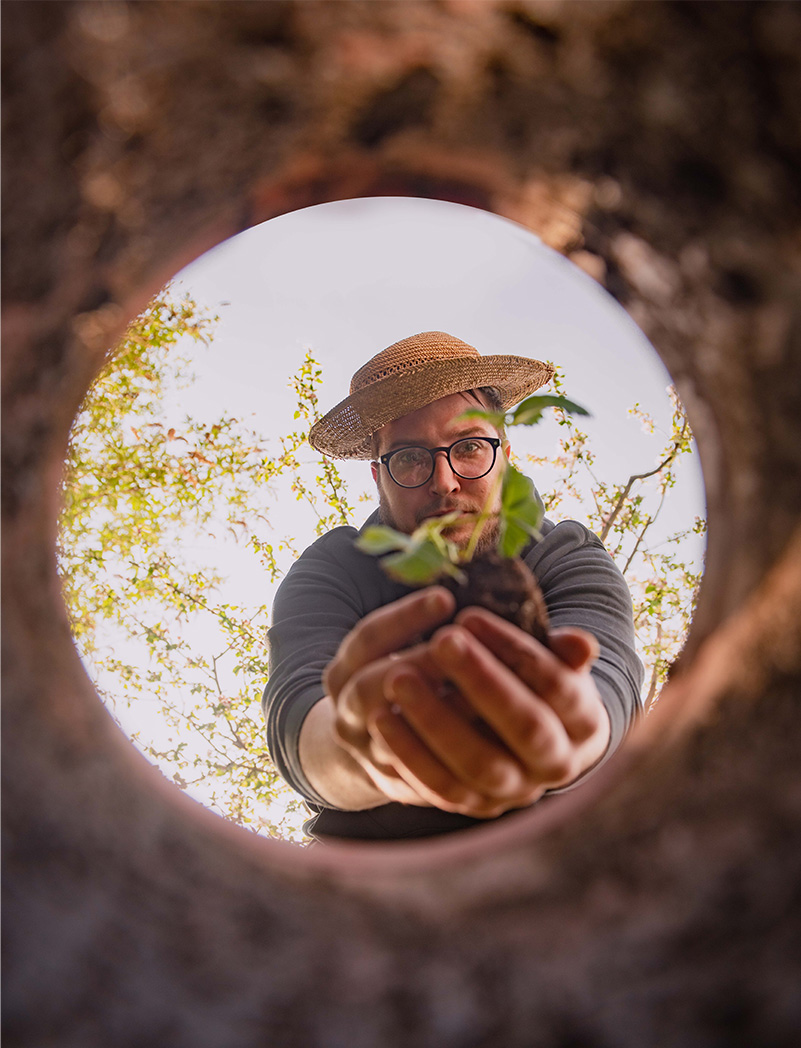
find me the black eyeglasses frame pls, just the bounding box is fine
[378,436,503,489]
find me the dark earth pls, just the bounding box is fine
[445,551,550,647]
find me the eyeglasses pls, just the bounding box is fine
[378,437,502,489]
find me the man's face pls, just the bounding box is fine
[371,391,508,552]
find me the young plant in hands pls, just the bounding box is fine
[356,393,589,646]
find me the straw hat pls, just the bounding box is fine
[308,331,554,459]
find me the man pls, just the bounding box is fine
[264,331,643,841]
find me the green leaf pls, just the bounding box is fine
[381,538,464,587]
[414,511,466,552]
[357,518,466,586]
[355,525,410,556]
[510,395,590,427]
[498,465,544,558]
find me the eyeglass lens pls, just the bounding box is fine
[388,438,496,487]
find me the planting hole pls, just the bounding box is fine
[59,197,705,844]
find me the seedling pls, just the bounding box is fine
[357,393,588,580]
[356,392,589,642]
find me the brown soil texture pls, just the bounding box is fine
[445,552,550,647]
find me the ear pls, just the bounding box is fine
[502,439,512,460]
[370,461,379,483]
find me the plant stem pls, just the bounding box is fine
[461,471,502,563]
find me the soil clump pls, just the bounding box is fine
[444,551,550,647]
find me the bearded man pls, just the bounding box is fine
[263,332,643,842]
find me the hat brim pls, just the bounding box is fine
[308,355,554,459]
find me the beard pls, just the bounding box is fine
[447,513,500,555]
[377,485,501,555]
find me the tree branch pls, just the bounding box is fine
[599,439,684,543]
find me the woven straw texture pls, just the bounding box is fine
[309,331,554,459]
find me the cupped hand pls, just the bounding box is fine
[368,607,611,818]
[322,586,456,805]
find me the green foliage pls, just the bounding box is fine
[460,393,590,430]
[466,392,585,559]
[59,288,354,841]
[359,514,466,585]
[509,395,590,427]
[497,467,545,558]
[284,353,357,536]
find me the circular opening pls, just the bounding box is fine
[59,197,705,847]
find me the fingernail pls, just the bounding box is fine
[426,586,456,616]
[371,708,396,736]
[440,630,465,657]
[386,671,413,702]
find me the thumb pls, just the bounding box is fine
[548,627,599,672]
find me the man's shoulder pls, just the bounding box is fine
[301,523,360,559]
[539,517,603,549]
[279,509,410,612]
[526,517,603,558]
[523,517,613,580]
[297,510,380,566]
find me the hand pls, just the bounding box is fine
[369,606,611,818]
[322,586,457,806]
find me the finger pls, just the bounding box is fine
[547,627,599,671]
[369,706,510,818]
[390,644,450,688]
[332,655,415,745]
[456,609,598,674]
[452,611,603,741]
[353,733,436,808]
[429,626,578,783]
[385,667,530,799]
[325,586,454,698]
[332,646,449,748]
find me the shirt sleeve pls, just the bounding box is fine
[524,519,644,787]
[263,521,410,807]
[262,530,362,805]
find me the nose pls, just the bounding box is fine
[428,449,460,497]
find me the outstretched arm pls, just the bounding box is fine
[266,517,640,818]
[298,588,455,810]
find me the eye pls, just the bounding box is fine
[393,447,428,468]
[455,439,483,457]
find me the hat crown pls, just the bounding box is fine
[350,331,479,395]
[310,329,553,459]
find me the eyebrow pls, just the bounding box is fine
[384,427,492,453]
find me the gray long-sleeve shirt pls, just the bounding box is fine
[263,512,643,840]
